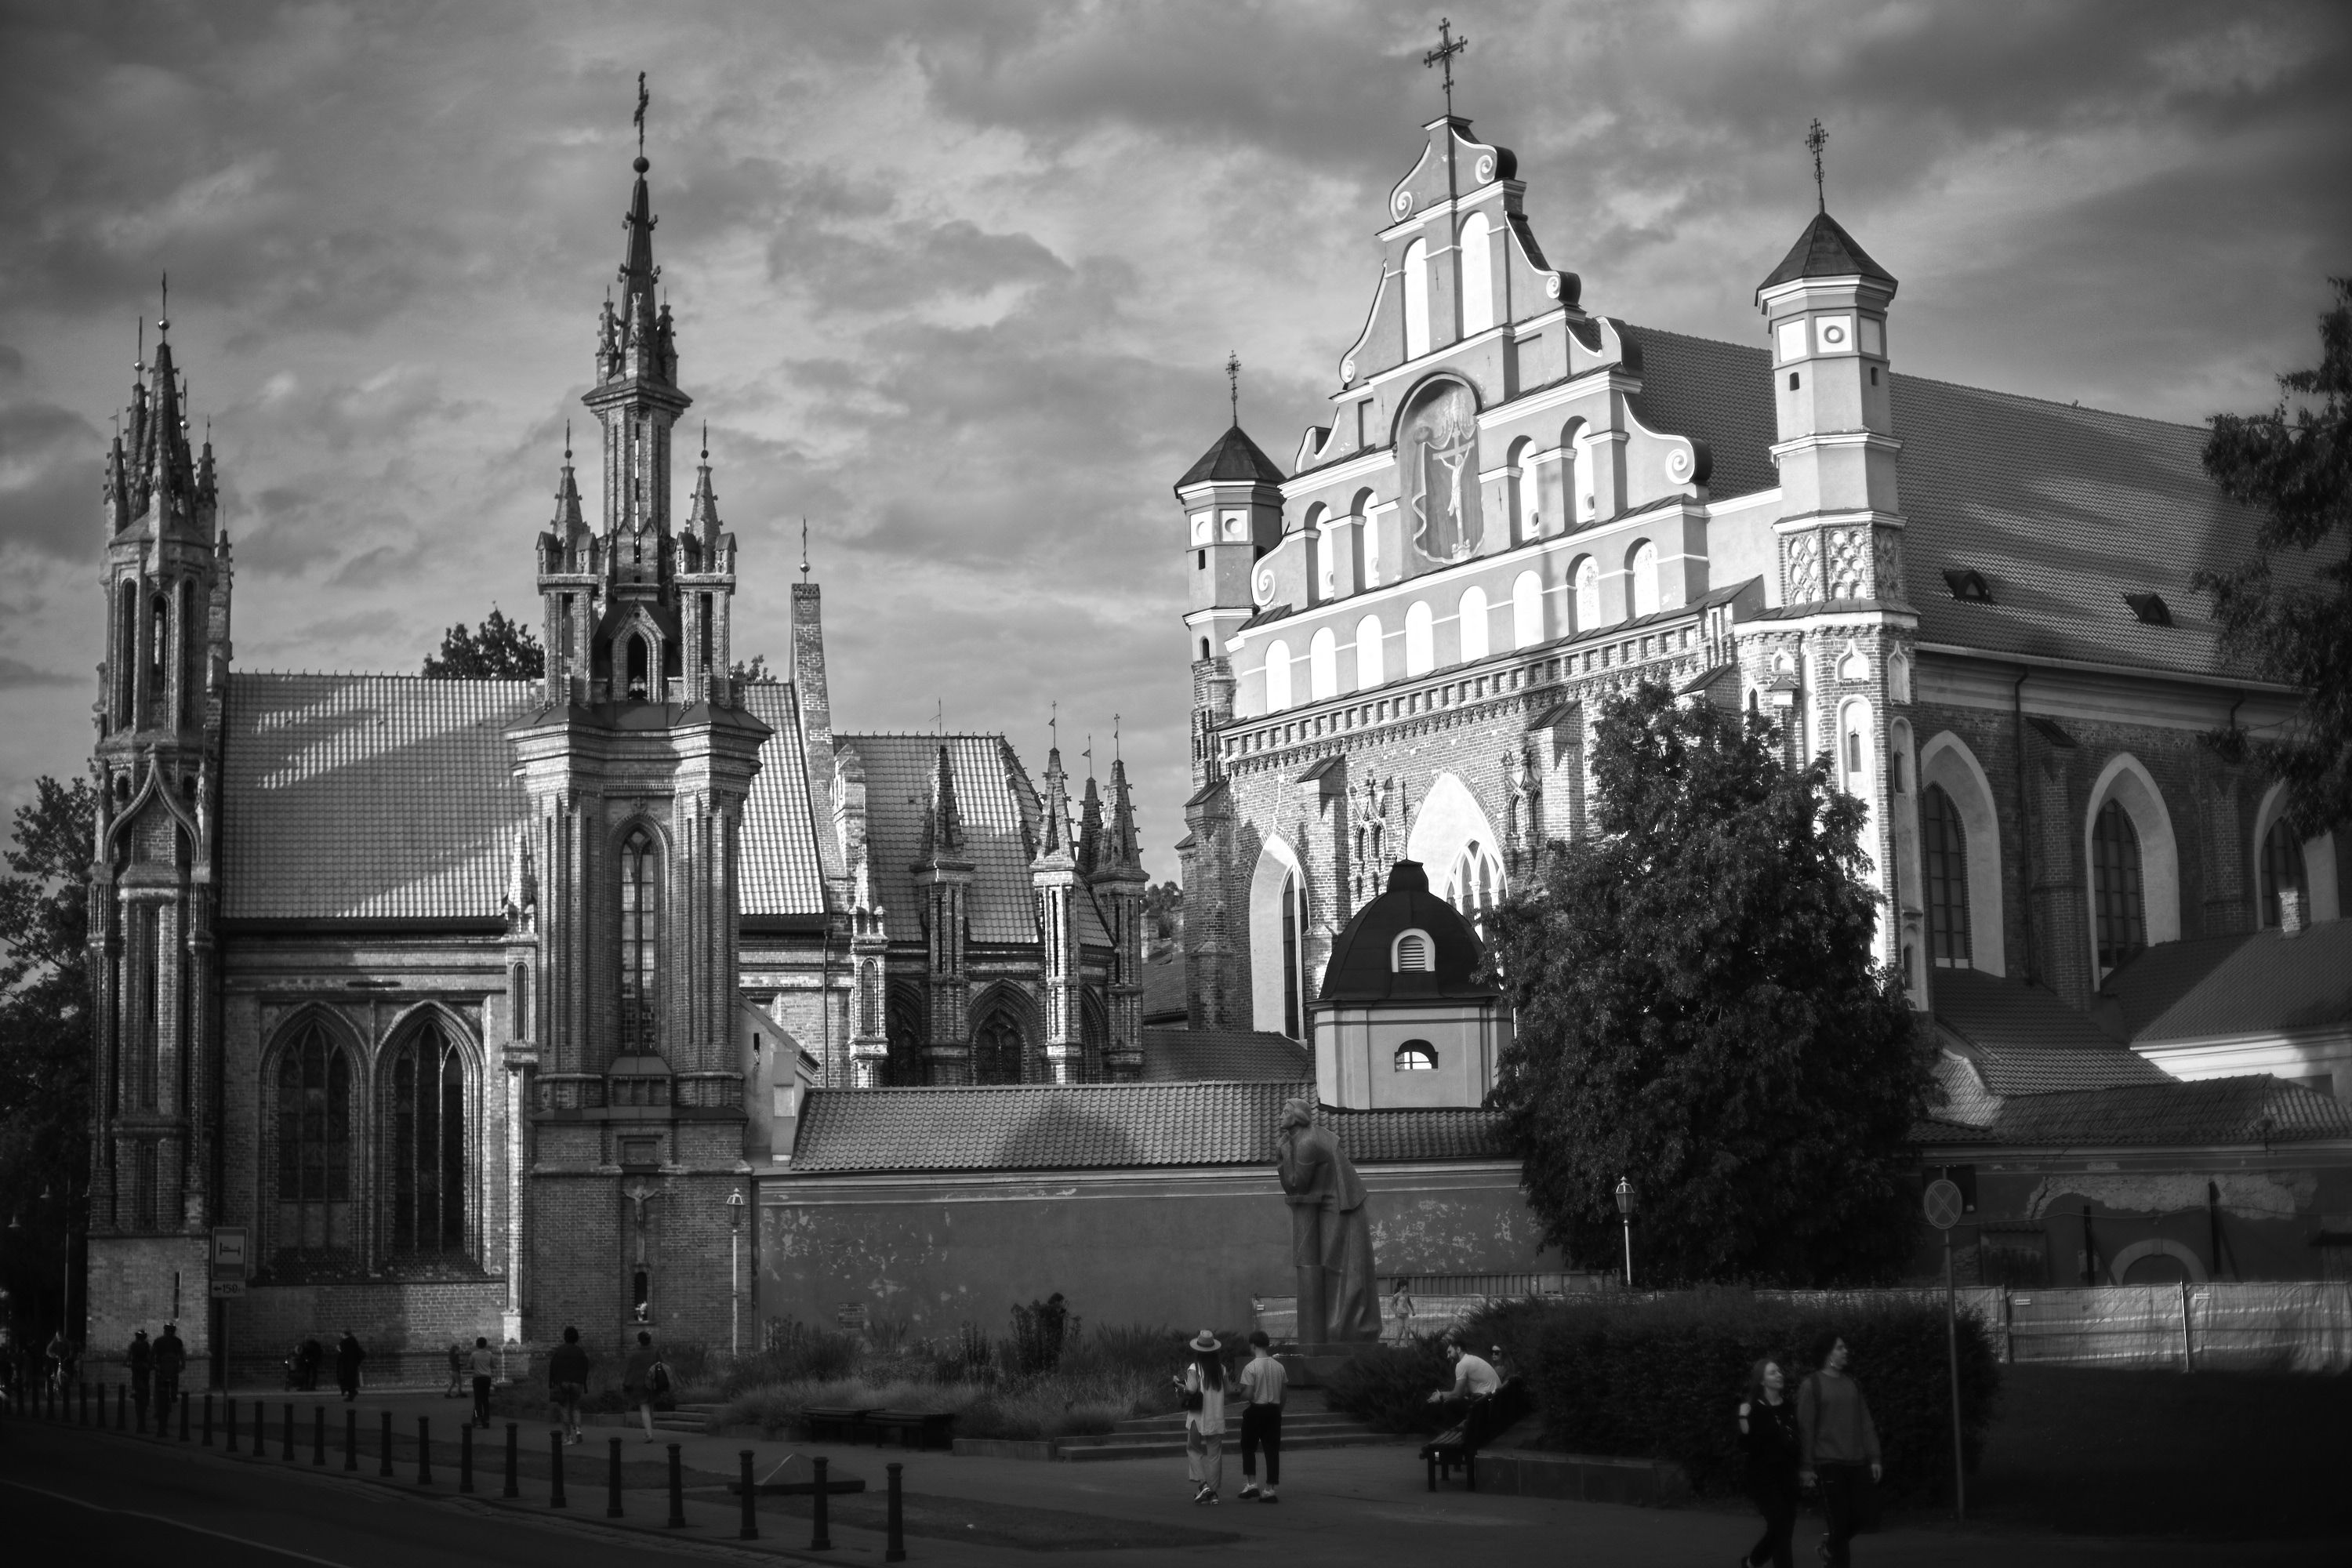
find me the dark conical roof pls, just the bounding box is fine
[1318,860,1494,1004]
[1758,209,1896,294]
[1176,424,1287,491]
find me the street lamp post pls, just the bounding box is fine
[724,1189,746,1356]
[1613,1176,1635,1290]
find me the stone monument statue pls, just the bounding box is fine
[1276,1098,1381,1345]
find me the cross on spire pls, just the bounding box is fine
[1225,350,1240,426]
[799,517,809,583]
[1806,118,1828,212]
[1423,17,1468,119]
[634,71,650,155]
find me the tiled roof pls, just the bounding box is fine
[739,684,829,916]
[220,673,536,920]
[1931,968,2171,1095]
[1138,1027,1310,1081]
[1617,328,2293,679]
[1915,1074,2352,1149]
[1757,209,1897,292]
[841,733,1041,945]
[2102,925,2352,1044]
[1177,424,1287,489]
[1320,859,1494,1004]
[787,1083,1511,1173]
[1140,945,1188,1022]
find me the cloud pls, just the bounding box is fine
[0,401,104,561]
[0,655,78,690]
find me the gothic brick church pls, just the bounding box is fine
[80,140,1158,1378]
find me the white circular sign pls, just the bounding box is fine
[1923,1178,1963,1231]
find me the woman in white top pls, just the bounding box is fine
[1178,1330,1229,1504]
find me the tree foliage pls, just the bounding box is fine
[2195,277,2352,837]
[731,653,779,684]
[1484,683,1929,1287]
[422,607,544,680]
[0,776,96,1342]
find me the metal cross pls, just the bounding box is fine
[635,72,650,154]
[800,517,809,583]
[1806,118,1828,212]
[1424,18,1468,118]
[1225,350,1240,426]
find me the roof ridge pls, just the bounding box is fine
[235,670,539,684]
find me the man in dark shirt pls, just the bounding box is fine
[126,1329,153,1428]
[546,1326,590,1445]
[153,1323,187,1421]
[334,1331,367,1402]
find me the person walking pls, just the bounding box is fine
[154,1323,187,1421]
[333,1330,366,1403]
[1235,1330,1286,1504]
[547,1326,590,1445]
[1737,1354,1802,1568]
[127,1329,154,1428]
[467,1336,499,1428]
[45,1331,69,1397]
[622,1330,665,1443]
[1177,1330,1229,1505]
[444,1342,464,1399]
[298,1336,323,1392]
[1798,1334,1882,1568]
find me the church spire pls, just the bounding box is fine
[922,744,966,858]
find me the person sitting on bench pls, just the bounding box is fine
[1425,1341,1501,1423]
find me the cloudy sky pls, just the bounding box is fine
[2,0,2347,879]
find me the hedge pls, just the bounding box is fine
[1322,1334,1457,1435]
[1460,1290,2002,1501]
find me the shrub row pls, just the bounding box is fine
[1322,1335,1458,1436]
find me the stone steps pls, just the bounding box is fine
[1057,1428,1393,1462]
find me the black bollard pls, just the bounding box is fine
[666,1443,685,1528]
[417,1416,432,1486]
[503,1423,518,1499]
[345,1408,358,1472]
[459,1420,474,1494]
[738,1449,758,1541]
[225,1396,238,1454]
[116,1384,125,1429]
[283,1401,295,1460]
[379,1410,394,1477]
[886,1461,906,1563]
[607,1436,624,1519]
[314,1406,325,1465]
[811,1455,832,1551]
[251,1396,265,1459]
[79,1381,89,1425]
[180,1389,191,1440]
[548,1428,566,1509]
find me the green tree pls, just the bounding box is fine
[1484,682,1928,1287]
[2196,278,2352,837]
[731,653,778,684]
[422,607,544,679]
[0,777,96,1345]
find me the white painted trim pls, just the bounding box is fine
[1248,837,1307,1038]
[2107,1238,2207,1286]
[1918,731,2008,977]
[1389,928,1436,973]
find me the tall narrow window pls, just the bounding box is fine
[974,1010,1024,1085]
[387,1018,466,1258]
[1402,238,1431,359]
[2261,818,2307,927]
[698,593,713,670]
[619,828,659,1051]
[1404,601,1436,676]
[1264,640,1293,712]
[1512,571,1544,648]
[149,595,169,727]
[1628,541,1660,618]
[1460,216,1494,336]
[2092,800,2147,971]
[626,634,650,699]
[1922,785,1971,968]
[129,906,161,1111]
[1573,557,1600,631]
[1280,873,1301,1040]
[1457,586,1490,662]
[1356,615,1385,689]
[1309,627,1338,700]
[114,581,136,728]
[177,579,196,728]
[132,1142,158,1232]
[275,1023,351,1254]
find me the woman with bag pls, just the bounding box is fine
[1737,1354,1802,1568]
[1174,1330,1229,1505]
[1797,1334,1882,1568]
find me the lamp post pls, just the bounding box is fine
[1613,1176,1635,1289]
[724,1189,746,1356]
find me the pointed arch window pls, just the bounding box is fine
[619,827,660,1051]
[626,633,651,699]
[385,1017,467,1258]
[1922,784,1971,968]
[114,581,137,729]
[2092,800,2147,971]
[974,1009,1025,1085]
[149,593,170,725]
[1450,841,1501,929]
[275,1022,352,1254]
[2261,818,2307,928]
[1280,872,1304,1039]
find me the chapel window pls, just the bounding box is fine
[2092,799,2147,972]
[974,1009,1025,1085]
[627,634,651,699]
[2261,818,2307,928]
[1395,1041,1439,1072]
[274,1022,352,1254]
[1280,873,1303,1040]
[619,828,660,1051]
[1922,785,1971,969]
[385,1017,466,1258]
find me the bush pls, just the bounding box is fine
[1323,1335,1457,1436]
[1472,1291,2002,1501]
[724,1319,857,1396]
[1007,1295,1076,1375]
[1061,1324,1196,1381]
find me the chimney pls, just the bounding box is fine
[2279,888,2305,937]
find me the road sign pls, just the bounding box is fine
[1923,1178,1964,1231]
[209,1276,245,1298]
[210,1226,249,1271]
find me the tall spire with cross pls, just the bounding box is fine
[1423,16,1468,119]
[1225,350,1240,426]
[1806,118,1828,212]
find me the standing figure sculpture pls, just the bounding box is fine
[1275,1098,1381,1345]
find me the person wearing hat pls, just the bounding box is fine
[1176,1330,1230,1504]
[153,1323,187,1421]
[126,1328,154,1428]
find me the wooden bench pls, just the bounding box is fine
[865,1409,956,1450]
[801,1406,878,1443]
[1420,1378,1530,1492]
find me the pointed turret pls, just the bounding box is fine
[1031,731,1085,1080]
[1078,773,1103,877]
[1037,741,1076,861]
[1105,756,1142,874]
[922,745,966,858]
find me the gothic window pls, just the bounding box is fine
[177,579,196,728]
[1573,556,1599,631]
[1628,541,1660,619]
[113,581,136,728]
[684,535,702,572]
[697,593,713,669]
[1356,615,1385,689]
[1457,586,1490,662]
[2092,800,2147,971]
[885,988,925,1087]
[274,1022,352,1254]
[2261,818,2307,927]
[1280,873,1303,1039]
[1450,842,1501,928]
[626,633,651,699]
[1922,785,1971,969]
[619,828,660,1051]
[974,1009,1024,1085]
[1404,601,1436,676]
[1402,238,1431,359]
[1461,215,1494,336]
[385,1017,466,1258]
[132,1142,157,1231]
[149,594,169,725]
[1394,1040,1438,1071]
[1512,571,1544,649]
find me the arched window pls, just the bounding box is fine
[149,594,169,724]
[386,1016,466,1258]
[1394,1040,1439,1071]
[113,581,137,729]
[1559,420,1587,525]
[274,1022,352,1254]
[1264,639,1293,712]
[1281,873,1303,1039]
[683,534,702,572]
[974,1009,1024,1085]
[1512,571,1544,649]
[1922,785,1971,968]
[1404,601,1436,676]
[885,989,926,1087]
[2261,817,2307,927]
[1838,699,1875,797]
[1309,626,1338,700]
[1628,540,1660,618]
[1402,238,1431,359]
[1303,503,1330,602]
[1392,931,1432,972]
[2092,799,2147,971]
[1450,841,1500,926]
[1573,556,1600,631]
[1356,615,1385,689]
[1460,215,1494,336]
[619,827,660,1051]
[626,633,651,699]
[176,579,196,728]
[1457,586,1490,662]
[1199,637,1211,661]
[1507,437,1537,543]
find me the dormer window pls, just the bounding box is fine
[1943,568,1994,604]
[2123,592,2172,626]
[1391,929,1433,972]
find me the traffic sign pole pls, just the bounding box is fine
[1923,1178,1966,1523]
